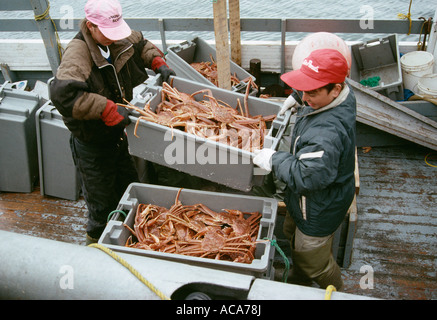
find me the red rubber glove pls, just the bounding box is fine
[101,100,130,127]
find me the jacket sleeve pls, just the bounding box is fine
[272,124,343,195]
[128,31,164,69]
[50,39,107,120]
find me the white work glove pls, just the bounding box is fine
[253,148,276,172]
[279,95,297,115]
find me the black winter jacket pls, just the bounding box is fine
[272,85,356,237]
[50,19,162,145]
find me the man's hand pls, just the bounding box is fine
[101,100,130,127]
[152,56,176,83]
[156,65,176,83]
[279,95,298,115]
[253,148,276,172]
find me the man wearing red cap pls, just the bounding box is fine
[50,0,175,244]
[254,49,356,290]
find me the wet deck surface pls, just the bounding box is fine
[341,145,437,300]
[0,145,436,300]
[0,188,88,245]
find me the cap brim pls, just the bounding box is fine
[280,70,329,92]
[98,20,132,41]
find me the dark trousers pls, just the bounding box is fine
[70,134,138,239]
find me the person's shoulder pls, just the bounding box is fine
[64,37,89,57]
[126,30,144,44]
[58,38,92,76]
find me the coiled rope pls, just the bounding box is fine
[33,1,64,59]
[88,243,170,300]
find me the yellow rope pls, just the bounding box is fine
[34,1,64,59]
[425,153,437,168]
[324,285,337,300]
[88,243,170,300]
[397,0,413,35]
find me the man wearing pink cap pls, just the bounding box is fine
[254,49,356,291]
[50,0,175,244]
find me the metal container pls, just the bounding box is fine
[99,182,278,279]
[126,76,290,192]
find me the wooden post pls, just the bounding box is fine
[213,0,231,90]
[250,58,261,88]
[31,0,61,74]
[228,0,241,66]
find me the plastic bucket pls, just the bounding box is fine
[417,74,437,99]
[400,51,434,92]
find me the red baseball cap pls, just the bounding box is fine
[281,49,348,91]
[85,0,132,41]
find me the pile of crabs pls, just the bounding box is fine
[190,55,242,88]
[121,79,276,153]
[123,189,262,264]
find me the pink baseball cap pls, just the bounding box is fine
[281,49,348,91]
[85,0,132,41]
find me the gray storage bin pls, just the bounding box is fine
[99,182,278,279]
[35,101,81,200]
[126,76,290,192]
[350,34,404,100]
[166,37,257,95]
[0,82,40,192]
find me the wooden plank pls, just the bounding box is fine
[355,148,360,195]
[345,145,437,299]
[212,0,231,90]
[350,79,437,151]
[0,187,87,245]
[342,194,357,268]
[228,0,241,66]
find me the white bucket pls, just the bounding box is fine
[417,74,437,99]
[400,51,434,92]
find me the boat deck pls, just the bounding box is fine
[341,144,436,300]
[0,144,436,300]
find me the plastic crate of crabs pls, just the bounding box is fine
[165,37,258,95]
[99,183,278,278]
[121,76,289,192]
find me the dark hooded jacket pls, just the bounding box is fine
[50,19,162,145]
[272,85,356,237]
